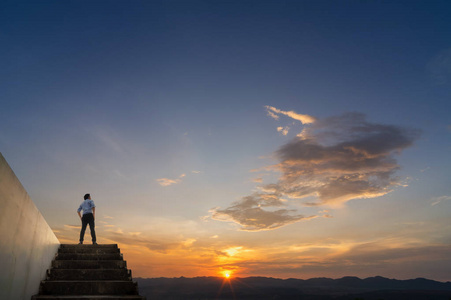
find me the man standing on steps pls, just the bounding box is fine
[77,193,97,245]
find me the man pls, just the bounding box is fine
[77,193,97,245]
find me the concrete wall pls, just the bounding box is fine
[0,153,60,300]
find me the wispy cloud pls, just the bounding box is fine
[265,106,316,124]
[157,173,186,186]
[211,111,420,231]
[431,195,451,206]
[105,230,196,254]
[156,178,179,186]
[266,109,280,120]
[64,224,80,229]
[113,169,128,179]
[91,127,125,153]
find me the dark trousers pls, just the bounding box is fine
[79,213,96,243]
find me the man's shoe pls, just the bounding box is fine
[78,242,83,244]
[93,242,98,245]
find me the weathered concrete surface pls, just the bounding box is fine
[0,153,60,300]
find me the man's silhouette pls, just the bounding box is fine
[77,193,97,245]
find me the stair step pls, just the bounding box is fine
[48,269,131,281]
[60,244,118,249]
[52,260,127,269]
[32,295,145,300]
[39,281,139,295]
[56,253,123,261]
[59,248,120,254]
[33,244,145,299]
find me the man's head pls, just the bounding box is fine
[84,193,91,200]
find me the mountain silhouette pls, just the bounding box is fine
[135,276,451,300]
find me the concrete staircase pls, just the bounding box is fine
[32,244,146,300]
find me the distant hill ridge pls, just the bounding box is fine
[136,276,451,299]
[137,275,451,290]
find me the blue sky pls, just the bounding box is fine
[1,0,451,280]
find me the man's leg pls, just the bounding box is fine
[79,215,88,243]
[88,213,97,243]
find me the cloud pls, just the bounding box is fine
[266,109,280,120]
[157,178,179,186]
[105,230,190,254]
[113,169,128,180]
[319,210,333,218]
[420,167,430,173]
[264,112,420,206]
[277,126,290,136]
[211,111,420,230]
[90,127,125,153]
[431,195,451,206]
[64,224,80,229]
[210,193,317,231]
[223,246,244,257]
[265,106,316,124]
[232,240,451,281]
[157,173,186,186]
[181,238,196,247]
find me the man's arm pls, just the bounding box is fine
[77,211,82,219]
[92,207,95,219]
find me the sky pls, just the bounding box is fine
[1,0,451,281]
